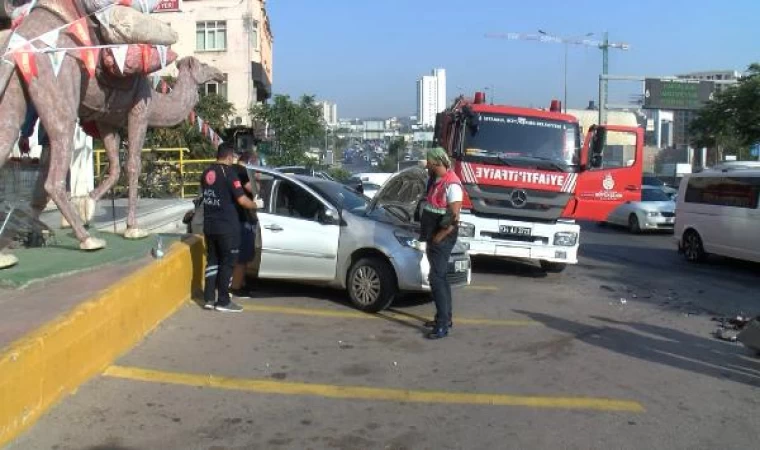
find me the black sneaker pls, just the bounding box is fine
[203,301,215,310]
[215,301,244,313]
[426,327,449,340]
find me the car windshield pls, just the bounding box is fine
[464,113,580,168]
[641,188,672,202]
[303,179,370,213]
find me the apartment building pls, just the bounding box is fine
[153,0,273,128]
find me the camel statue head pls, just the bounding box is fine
[176,57,225,85]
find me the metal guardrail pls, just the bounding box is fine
[93,148,213,199]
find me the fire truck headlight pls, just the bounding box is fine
[553,232,578,247]
[458,222,476,238]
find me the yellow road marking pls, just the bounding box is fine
[104,365,645,413]
[238,304,539,327]
[466,285,500,291]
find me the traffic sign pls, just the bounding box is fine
[644,79,715,110]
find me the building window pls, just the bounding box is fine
[201,73,228,99]
[249,19,259,50]
[196,21,227,51]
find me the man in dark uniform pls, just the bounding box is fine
[230,151,263,295]
[201,144,257,312]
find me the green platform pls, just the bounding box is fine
[0,232,182,289]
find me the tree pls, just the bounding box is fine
[690,63,760,160]
[380,138,406,172]
[327,167,352,183]
[250,94,325,166]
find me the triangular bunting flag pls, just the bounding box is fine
[140,44,151,73]
[38,29,60,49]
[111,45,128,75]
[156,45,167,68]
[151,75,161,89]
[80,48,99,78]
[7,33,28,52]
[68,18,92,46]
[48,50,65,77]
[13,45,37,83]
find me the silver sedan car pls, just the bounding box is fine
[244,166,471,312]
[604,186,676,233]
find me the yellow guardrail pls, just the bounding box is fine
[93,148,214,199]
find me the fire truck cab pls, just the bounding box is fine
[434,93,644,272]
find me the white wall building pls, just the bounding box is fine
[416,68,446,128]
[153,0,273,128]
[317,101,338,128]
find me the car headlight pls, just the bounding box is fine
[647,211,660,217]
[458,222,475,238]
[553,231,578,247]
[394,231,423,250]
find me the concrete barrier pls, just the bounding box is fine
[0,236,204,447]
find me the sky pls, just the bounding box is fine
[267,0,760,118]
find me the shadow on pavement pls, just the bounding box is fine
[471,256,548,279]
[514,310,760,388]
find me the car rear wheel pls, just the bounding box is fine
[628,214,641,234]
[682,230,706,263]
[539,260,566,273]
[347,257,397,312]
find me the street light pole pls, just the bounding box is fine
[538,30,593,113]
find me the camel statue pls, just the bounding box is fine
[0,3,223,257]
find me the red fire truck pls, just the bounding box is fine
[434,92,644,272]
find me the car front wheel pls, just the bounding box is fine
[347,257,397,312]
[628,214,641,234]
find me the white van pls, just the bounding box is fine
[675,169,760,263]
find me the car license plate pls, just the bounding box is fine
[499,225,531,236]
[455,260,468,272]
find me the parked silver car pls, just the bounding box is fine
[244,166,471,312]
[603,186,676,233]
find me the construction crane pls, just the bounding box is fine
[485,31,629,118]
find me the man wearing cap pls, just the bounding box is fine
[200,144,258,312]
[419,147,463,339]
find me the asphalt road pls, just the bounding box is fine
[10,224,760,450]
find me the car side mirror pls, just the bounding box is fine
[320,208,340,225]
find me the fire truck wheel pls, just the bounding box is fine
[628,214,642,234]
[540,260,566,274]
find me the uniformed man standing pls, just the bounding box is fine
[200,144,257,312]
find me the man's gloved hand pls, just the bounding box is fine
[254,195,264,209]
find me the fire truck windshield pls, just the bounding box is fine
[464,113,580,169]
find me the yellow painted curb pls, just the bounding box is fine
[0,236,205,448]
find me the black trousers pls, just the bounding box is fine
[203,231,241,305]
[426,233,457,328]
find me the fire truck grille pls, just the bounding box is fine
[464,185,571,222]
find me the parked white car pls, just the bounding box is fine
[603,186,676,233]
[675,169,760,263]
[243,166,471,312]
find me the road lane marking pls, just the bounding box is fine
[237,304,539,327]
[104,365,645,413]
[466,285,500,291]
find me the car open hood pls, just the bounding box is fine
[367,165,428,218]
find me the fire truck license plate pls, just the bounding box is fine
[500,225,531,236]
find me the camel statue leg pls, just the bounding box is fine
[29,58,104,251]
[0,71,28,268]
[123,91,151,240]
[81,124,122,224]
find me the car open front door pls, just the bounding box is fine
[252,169,340,280]
[570,125,644,222]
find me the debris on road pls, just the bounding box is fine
[712,314,760,354]
[620,298,627,305]
[738,318,760,355]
